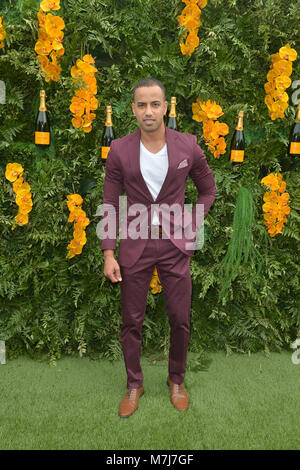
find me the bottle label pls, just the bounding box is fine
[290,142,300,154]
[39,106,47,111]
[35,131,50,145]
[102,146,110,159]
[169,112,176,117]
[105,122,113,127]
[230,150,244,162]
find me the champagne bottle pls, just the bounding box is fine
[35,89,50,147]
[101,105,115,164]
[288,103,300,160]
[230,110,245,165]
[167,96,177,130]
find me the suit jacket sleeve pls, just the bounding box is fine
[101,140,124,252]
[188,135,217,230]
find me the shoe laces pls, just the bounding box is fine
[127,389,137,399]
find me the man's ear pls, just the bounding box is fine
[164,100,168,115]
[131,103,135,115]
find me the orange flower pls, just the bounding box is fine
[0,16,7,49]
[72,115,83,128]
[201,99,223,120]
[37,54,50,69]
[193,99,228,158]
[40,0,60,12]
[70,99,85,116]
[82,54,95,64]
[6,164,33,225]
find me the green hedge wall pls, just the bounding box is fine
[0,0,299,365]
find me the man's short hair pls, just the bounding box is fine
[132,77,166,102]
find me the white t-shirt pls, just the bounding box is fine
[140,140,169,225]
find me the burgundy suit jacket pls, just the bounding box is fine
[101,125,216,268]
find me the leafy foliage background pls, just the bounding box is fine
[0,0,299,364]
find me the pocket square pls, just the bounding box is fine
[177,159,188,169]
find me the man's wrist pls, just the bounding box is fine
[103,249,115,258]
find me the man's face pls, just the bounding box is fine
[131,85,168,133]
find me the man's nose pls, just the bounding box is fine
[145,104,153,115]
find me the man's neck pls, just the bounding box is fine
[140,123,166,147]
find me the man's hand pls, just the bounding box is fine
[104,252,122,283]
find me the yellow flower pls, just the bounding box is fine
[5,163,24,182]
[37,54,50,69]
[44,13,65,38]
[0,27,6,41]
[43,62,61,82]
[14,213,29,225]
[261,174,280,191]
[18,203,33,215]
[279,44,297,62]
[273,59,292,77]
[76,59,98,74]
[67,193,83,206]
[274,75,292,90]
[16,192,32,207]
[35,39,53,55]
[14,181,31,195]
[52,32,64,50]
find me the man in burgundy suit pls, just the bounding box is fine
[101,77,216,418]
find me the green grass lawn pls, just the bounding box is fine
[0,351,299,450]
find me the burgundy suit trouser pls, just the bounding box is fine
[118,233,192,389]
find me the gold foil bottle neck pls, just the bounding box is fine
[169,97,177,117]
[236,110,244,130]
[106,105,113,126]
[39,89,47,110]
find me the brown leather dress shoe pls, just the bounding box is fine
[167,376,189,411]
[118,386,144,418]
